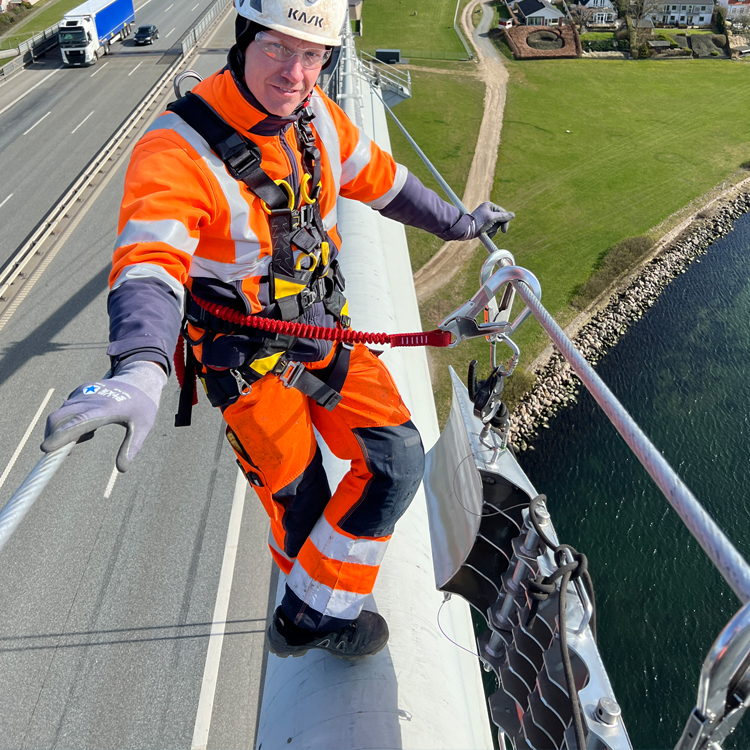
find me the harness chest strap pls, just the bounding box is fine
[166,92,337,293]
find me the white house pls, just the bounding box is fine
[516,0,566,25]
[578,0,617,23]
[646,0,715,25]
[717,0,750,21]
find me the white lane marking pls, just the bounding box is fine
[0,194,12,209]
[135,0,153,9]
[165,3,174,10]
[128,61,143,76]
[71,110,94,134]
[104,465,119,498]
[191,2,199,8]
[22,111,51,136]
[0,70,58,118]
[165,27,176,38]
[90,61,109,77]
[191,469,247,750]
[0,389,55,494]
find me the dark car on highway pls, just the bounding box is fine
[134,25,159,44]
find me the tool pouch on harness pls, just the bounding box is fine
[166,92,350,425]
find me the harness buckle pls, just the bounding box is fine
[300,288,317,310]
[278,361,306,390]
[230,368,253,396]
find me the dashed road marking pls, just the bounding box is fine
[23,111,51,136]
[0,70,58,118]
[0,389,55,494]
[71,110,94,134]
[90,61,110,77]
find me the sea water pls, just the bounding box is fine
[519,210,750,749]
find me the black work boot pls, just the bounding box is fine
[266,607,389,660]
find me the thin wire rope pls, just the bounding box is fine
[437,597,481,659]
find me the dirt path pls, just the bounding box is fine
[413,0,508,302]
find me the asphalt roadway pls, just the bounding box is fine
[0,11,273,750]
[0,0,219,267]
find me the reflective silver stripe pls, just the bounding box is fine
[269,530,293,565]
[309,516,388,567]
[144,111,262,266]
[111,263,185,306]
[287,560,367,621]
[340,130,373,187]
[322,204,337,232]
[310,92,341,196]
[189,254,271,283]
[115,219,199,257]
[365,163,408,210]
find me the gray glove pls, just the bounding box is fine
[465,202,515,239]
[41,361,167,473]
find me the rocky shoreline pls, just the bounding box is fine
[509,188,750,452]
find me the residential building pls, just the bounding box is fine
[576,0,617,23]
[645,0,715,25]
[716,0,750,20]
[516,0,566,25]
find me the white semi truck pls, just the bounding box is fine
[58,0,136,67]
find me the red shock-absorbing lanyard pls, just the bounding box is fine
[174,298,453,394]
[191,296,453,348]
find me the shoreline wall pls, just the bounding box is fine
[509,189,750,451]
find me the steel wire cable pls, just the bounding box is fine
[374,69,750,605]
[0,443,74,554]
[514,279,750,604]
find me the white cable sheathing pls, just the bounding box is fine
[254,59,493,750]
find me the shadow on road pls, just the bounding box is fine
[0,264,110,384]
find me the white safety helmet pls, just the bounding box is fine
[235,0,347,47]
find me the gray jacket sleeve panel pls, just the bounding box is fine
[376,171,473,241]
[107,278,183,376]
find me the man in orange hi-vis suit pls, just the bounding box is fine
[42,0,514,658]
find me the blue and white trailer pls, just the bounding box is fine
[58,0,135,67]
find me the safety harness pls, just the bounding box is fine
[167,92,351,425]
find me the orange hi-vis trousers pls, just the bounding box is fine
[221,344,425,632]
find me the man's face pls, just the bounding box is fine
[243,31,325,117]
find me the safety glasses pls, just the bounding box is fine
[254,31,331,69]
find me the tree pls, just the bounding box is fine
[715,4,727,34]
[628,0,661,49]
[569,3,591,31]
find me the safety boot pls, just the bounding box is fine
[266,607,389,660]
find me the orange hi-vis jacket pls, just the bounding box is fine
[106,60,468,376]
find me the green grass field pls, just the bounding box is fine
[419,59,750,421]
[0,0,87,50]
[579,31,616,41]
[386,67,486,272]
[355,0,467,57]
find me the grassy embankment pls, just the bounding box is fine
[355,0,483,271]
[421,59,750,423]
[355,0,470,59]
[0,0,86,50]
[362,0,750,427]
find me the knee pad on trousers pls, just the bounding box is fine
[339,420,425,538]
[274,446,331,559]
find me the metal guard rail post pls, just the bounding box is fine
[372,78,750,605]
